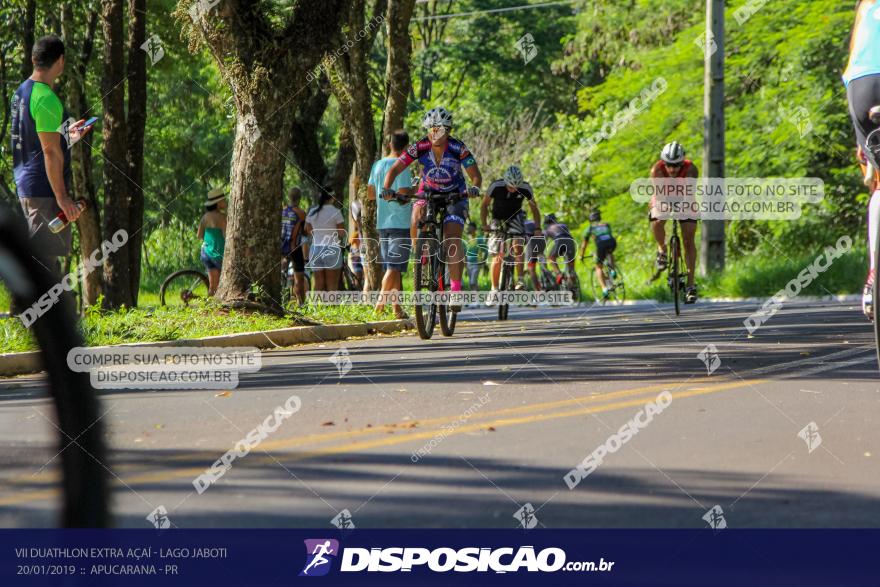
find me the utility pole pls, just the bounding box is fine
[702,0,726,274]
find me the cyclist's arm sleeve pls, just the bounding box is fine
[459,142,477,169]
[397,143,422,167]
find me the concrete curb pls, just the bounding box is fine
[0,319,414,378]
[575,294,861,307]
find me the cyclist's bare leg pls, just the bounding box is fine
[528,263,541,290]
[651,219,667,254]
[207,268,220,296]
[411,205,425,247]
[595,264,608,290]
[681,221,698,287]
[870,190,880,273]
[547,255,560,279]
[491,251,502,289]
[607,252,617,272]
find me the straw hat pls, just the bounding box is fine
[205,187,227,206]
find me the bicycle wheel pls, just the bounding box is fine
[439,256,457,337]
[589,264,605,305]
[498,253,512,321]
[414,235,437,340]
[0,207,109,527]
[160,269,209,307]
[670,236,681,316]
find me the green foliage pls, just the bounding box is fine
[522,0,865,296]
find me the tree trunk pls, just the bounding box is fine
[217,90,292,307]
[289,72,330,193]
[125,0,147,305]
[381,0,415,149]
[20,0,35,79]
[327,123,355,201]
[329,0,381,290]
[100,0,132,309]
[181,0,347,308]
[61,4,103,307]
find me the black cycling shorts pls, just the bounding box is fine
[848,73,880,165]
[594,237,616,264]
[286,246,306,273]
[549,237,576,262]
[648,212,697,225]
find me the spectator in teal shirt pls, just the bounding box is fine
[368,130,414,318]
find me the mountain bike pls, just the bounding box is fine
[492,221,522,321]
[0,204,109,526]
[405,189,470,339]
[667,218,686,316]
[588,255,625,305]
[864,105,880,370]
[160,268,209,306]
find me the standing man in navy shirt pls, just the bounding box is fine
[11,35,92,272]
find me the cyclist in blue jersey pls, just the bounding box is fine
[579,210,618,298]
[382,107,483,311]
[844,1,880,318]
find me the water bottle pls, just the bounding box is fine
[48,200,87,233]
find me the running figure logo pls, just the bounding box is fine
[513,503,539,529]
[299,539,340,577]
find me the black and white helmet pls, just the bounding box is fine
[660,141,686,165]
[422,106,454,129]
[503,165,524,188]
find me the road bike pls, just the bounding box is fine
[587,255,625,305]
[0,204,109,526]
[405,189,471,339]
[160,268,209,307]
[667,218,686,316]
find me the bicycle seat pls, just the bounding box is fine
[870,106,880,125]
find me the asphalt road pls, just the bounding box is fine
[1,299,878,529]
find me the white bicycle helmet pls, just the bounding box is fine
[661,141,686,165]
[422,106,454,129]
[503,165,524,188]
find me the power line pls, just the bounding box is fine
[411,0,581,22]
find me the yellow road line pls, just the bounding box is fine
[0,377,765,507]
[5,380,683,486]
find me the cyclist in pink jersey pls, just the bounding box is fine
[382,107,483,311]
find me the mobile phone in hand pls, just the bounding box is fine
[81,117,99,129]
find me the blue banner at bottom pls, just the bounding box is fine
[0,529,875,586]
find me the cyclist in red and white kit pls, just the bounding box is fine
[650,141,700,304]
